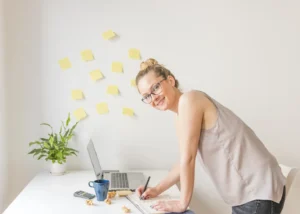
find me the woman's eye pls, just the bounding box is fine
[153,84,160,91]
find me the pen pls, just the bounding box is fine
[140,176,151,200]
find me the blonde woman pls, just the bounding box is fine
[135,58,286,214]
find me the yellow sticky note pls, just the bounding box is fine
[89,69,103,81]
[102,30,116,40]
[106,85,119,95]
[74,108,87,121]
[122,108,134,116]
[96,103,109,115]
[72,90,84,100]
[130,79,136,87]
[128,48,140,60]
[58,57,72,70]
[81,50,94,61]
[111,62,123,73]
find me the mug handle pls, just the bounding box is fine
[88,181,94,188]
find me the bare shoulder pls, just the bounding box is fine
[178,90,209,110]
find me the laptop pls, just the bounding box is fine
[87,139,146,191]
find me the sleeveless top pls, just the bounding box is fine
[197,92,286,206]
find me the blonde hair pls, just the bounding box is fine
[136,58,179,88]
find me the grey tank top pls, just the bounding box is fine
[197,92,286,206]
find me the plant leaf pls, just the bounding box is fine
[38,154,46,160]
[64,130,70,138]
[40,138,48,142]
[43,142,50,149]
[66,113,71,127]
[29,141,41,146]
[28,149,37,154]
[61,121,66,131]
[69,122,78,137]
[40,123,53,133]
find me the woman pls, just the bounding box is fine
[135,58,286,214]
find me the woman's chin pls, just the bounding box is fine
[155,103,168,111]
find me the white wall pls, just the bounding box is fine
[0,0,7,212]
[4,0,300,213]
[4,0,45,207]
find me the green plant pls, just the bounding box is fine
[28,113,79,164]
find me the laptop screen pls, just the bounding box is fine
[87,140,102,178]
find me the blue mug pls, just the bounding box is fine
[88,179,109,201]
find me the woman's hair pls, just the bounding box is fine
[135,58,179,88]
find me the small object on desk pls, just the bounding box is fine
[104,198,111,205]
[107,191,116,199]
[140,176,151,200]
[73,190,95,199]
[117,190,133,197]
[122,205,131,213]
[86,199,93,206]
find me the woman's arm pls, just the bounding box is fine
[155,162,180,195]
[177,91,204,210]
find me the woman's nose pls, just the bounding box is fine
[151,93,160,102]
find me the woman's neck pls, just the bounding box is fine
[169,89,183,113]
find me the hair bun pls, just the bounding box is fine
[140,58,158,70]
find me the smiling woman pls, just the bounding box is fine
[134,58,286,214]
[135,58,181,112]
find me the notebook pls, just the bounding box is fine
[125,193,180,214]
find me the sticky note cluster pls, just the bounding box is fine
[61,31,142,122]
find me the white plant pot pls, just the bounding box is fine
[50,162,67,176]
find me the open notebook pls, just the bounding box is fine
[126,194,180,214]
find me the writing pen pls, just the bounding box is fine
[140,176,151,200]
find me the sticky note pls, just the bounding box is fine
[74,108,87,121]
[111,62,123,73]
[81,50,94,61]
[102,30,116,40]
[122,108,134,116]
[96,102,109,115]
[72,90,84,100]
[106,85,119,95]
[130,79,136,87]
[128,48,140,60]
[89,69,103,81]
[58,57,72,70]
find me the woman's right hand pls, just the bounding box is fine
[135,185,160,200]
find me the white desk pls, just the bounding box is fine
[3,170,181,214]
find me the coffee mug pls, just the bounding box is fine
[88,179,109,201]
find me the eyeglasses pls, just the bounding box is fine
[141,79,165,104]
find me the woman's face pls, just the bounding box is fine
[137,71,176,111]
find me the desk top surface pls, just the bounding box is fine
[3,169,181,214]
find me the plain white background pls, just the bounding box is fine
[1,0,300,213]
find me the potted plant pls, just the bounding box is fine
[28,113,79,175]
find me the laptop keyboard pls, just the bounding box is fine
[111,173,129,189]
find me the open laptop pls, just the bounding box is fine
[87,139,146,191]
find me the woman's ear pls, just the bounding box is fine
[167,75,176,87]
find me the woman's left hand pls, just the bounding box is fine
[151,200,186,213]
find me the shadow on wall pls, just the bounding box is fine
[4,0,43,209]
